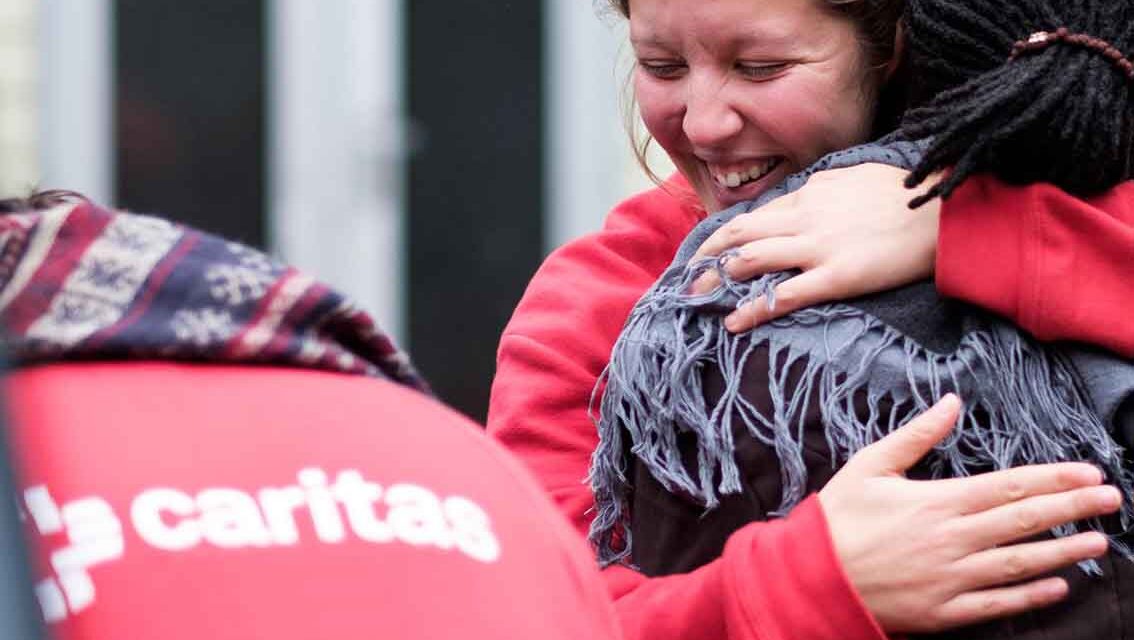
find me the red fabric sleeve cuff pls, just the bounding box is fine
[936,176,1031,324]
[721,495,888,640]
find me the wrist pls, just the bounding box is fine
[723,495,887,640]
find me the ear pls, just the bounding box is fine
[883,21,905,82]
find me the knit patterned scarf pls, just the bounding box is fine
[589,140,1134,570]
[0,200,428,393]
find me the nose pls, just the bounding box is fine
[682,77,744,150]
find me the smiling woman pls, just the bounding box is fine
[618,0,905,205]
[629,0,891,211]
[488,0,1134,639]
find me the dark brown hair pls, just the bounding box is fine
[0,190,87,214]
[607,0,902,69]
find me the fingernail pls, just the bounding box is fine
[692,273,712,294]
[1085,465,1105,485]
[1065,463,1104,485]
[1040,578,1069,599]
[934,393,961,412]
[1091,486,1122,509]
[724,312,741,332]
[748,298,767,329]
[1082,532,1110,555]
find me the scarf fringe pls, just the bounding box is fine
[589,259,1134,572]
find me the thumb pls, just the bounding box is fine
[854,394,961,476]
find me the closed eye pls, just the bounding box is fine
[736,62,790,80]
[638,60,687,80]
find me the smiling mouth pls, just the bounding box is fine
[711,157,784,189]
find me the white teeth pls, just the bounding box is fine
[714,158,781,190]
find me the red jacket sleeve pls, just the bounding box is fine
[938,179,1134,356]
[606,497,885,640]
[487,175,705,537]
[487,178,887,640]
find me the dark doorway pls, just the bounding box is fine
[114,1,543,421]
[115,0,266,248]
[408,2,545,421]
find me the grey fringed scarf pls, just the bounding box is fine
[589,139,1134,568]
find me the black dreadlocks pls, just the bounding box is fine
[897,0,1134,206]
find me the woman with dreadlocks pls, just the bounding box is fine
[592,0,1134,639]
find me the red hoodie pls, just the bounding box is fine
[488,174,1134,640]
[7,363,622,640]
[937,177,1134,357]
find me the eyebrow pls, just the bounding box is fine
[629,35,669,48]
[630,30,803,51]
[727,28,801,49]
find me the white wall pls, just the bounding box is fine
[543,1,674,251]
[38,0,114,204]
[267,0,408,342]
[0,0,39,196]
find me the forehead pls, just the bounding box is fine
[628,0,836,49]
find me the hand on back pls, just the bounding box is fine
[820,396,1120,633]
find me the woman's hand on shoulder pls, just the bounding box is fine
[820,395,1119,633]
[692,163,941,332]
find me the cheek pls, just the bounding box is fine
[818,81,876,151]
[811,63,879,146]
[634,75,685,150]
[746,73,875,162]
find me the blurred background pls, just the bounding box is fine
[0,0,672,421]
